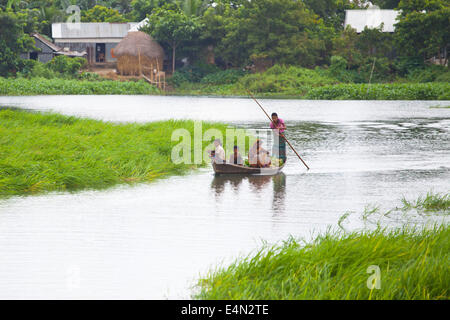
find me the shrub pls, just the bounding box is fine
[406,65,450,83]
[237,65,338,94]
[47,55,87,77]
[168,62,222,87]
[200,69,246,85]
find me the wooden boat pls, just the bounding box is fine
[212,161,285,175]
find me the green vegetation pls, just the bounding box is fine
[400,192,450,214]
[0,77,159,95]
[1,1,448,98]
[0,108,238,196]
[196,193,450,299]
[196,225,449,300]
[305,83,450,100]
[170,65,450,99]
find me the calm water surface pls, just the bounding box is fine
[0,96,449,299]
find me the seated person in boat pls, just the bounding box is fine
[209,139,226,163]
[249,139,271,168]
[229,145,244,165]
[270,112,287,164]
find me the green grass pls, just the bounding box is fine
[195,225,449,300]
[0,77,159,95]
[0,108,244,197]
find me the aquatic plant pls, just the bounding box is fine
[305,83,450,100]
[400,192,450,214]
[0,109,243,197]
[195,224,449,300]
[0,77,159,95]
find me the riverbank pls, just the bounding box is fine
[195,195,449,300]
[1,77,449,100]
[0,108,237,197]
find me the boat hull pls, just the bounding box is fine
[212,162,285,175]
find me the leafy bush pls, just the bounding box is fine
[200,69,246,85]
[47,55,87,77]
[237,65,339,94]
[167,70,191,87]
[168,62,221,87]
[405,65,450,83]
[77,71,103,81]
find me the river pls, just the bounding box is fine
[0,96,449,299]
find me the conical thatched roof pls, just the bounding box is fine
[114,31,164,59]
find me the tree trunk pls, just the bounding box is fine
[172,42,176,73]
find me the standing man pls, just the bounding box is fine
[270,113,287,164]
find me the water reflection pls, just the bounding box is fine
[272,173,286,214]
[211,173,287,213]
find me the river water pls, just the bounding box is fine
[0,96,449,299]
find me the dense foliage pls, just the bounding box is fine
[0,0,448,93]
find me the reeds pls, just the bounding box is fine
[195,225,449,300]
[0,109,234,197]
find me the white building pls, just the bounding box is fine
[52,22,139,64]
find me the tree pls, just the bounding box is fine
[203,0,328,67]
[332,26,363,68]
[142,4,203,72]
[303,0,367,29]
[397,0,446,15]
[131,0,168,21]
[370,0,401,9]
[395,4,449,63]
[0,9,35,76]
[81,5,127,22]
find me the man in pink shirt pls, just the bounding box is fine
[270,113,287,163]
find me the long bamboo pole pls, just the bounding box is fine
[247,90,310,170]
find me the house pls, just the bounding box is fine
[344,9,400,33]
[21,33,85,63]
[51,22,139,65]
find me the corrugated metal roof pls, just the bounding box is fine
[128,18,148,32]
[52,22,139,39]
[344,9,400,33]
[32,33,61,52]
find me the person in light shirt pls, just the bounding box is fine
[210,139,225,164]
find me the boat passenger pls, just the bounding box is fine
[229,146,244,165]
[210,139,226,164]
[249,140,271,168]
[270,112,287,164]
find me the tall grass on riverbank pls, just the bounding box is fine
[0,108,234,197]
[195,225,449,300]
[0,77,159,95]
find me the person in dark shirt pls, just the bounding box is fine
[229,145,244,165]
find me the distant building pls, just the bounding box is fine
[51,22,139,65]
[21,33,85,63]
[344,9,400,33]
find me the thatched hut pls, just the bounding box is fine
[113,31,164,76]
